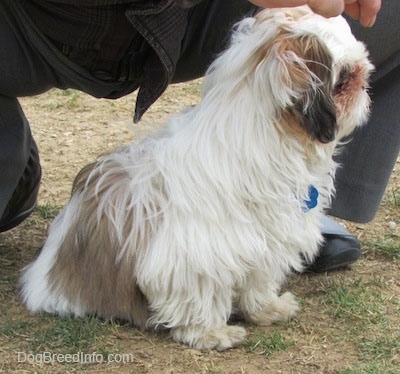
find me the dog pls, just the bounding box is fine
[20,6,373,351]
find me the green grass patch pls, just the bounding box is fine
[1,315,111,354]
[181,81,202,95]
[341,362,396,374]
[35,203,62,220]
[0,239,17,261]
[1,320,36,339]
[358,335,400,363]
[389,187,400,207]
[29,315,111,355]
[40,89,81,110]
[364,234,400,260]
[243,330,293,356]
[318,277,399,373]
[319,278,387,324]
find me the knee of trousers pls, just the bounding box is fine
[0,95,33,216]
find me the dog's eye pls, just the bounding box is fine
[334,68,354,94]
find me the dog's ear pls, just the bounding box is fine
[268,33,337,143]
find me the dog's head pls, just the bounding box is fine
[204,6,373,145]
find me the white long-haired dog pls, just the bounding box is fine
[21,6,373,351]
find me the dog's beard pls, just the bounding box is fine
[20,6,372,351]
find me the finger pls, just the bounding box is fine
[307,0,345,18]
[344,2,360,20]
[345,0,381,27]
[359,0,381,27]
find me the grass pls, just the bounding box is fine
[382,186,400,208]
[51,89,81,109]
[364,234,400,260]
[33,89,82,110]
[0,315,136,369]
[2,222,399,373]
[315,276,400,373]
[243,330,293,356]
[28,316,110,354]
[341,363,396,374]
[319,278,387,323]
[359,335,400,363]
[0,239,16,262]
[389,187,400,207]
[181,80,202,95]
[35,203,62,220]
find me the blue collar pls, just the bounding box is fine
[303,185,319,212]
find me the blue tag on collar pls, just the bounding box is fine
[303,185,319,212]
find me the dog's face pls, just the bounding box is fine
[206,6,373,145]
[255,7,373,143]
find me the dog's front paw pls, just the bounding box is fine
[278,291,300,320]
[248,291,300,326]
[172,325,246,351]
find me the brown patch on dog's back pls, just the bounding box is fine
[48,160,151,329]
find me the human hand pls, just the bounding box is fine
[344,0,381,27]
[248,0,381,27]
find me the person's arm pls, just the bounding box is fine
[248,0,381,27]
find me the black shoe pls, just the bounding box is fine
[304,215,361,273]
[0,140,41,232]
[306,233,361,273]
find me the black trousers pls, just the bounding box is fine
[0,0,143,217]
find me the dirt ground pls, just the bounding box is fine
[0,82,399,373]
